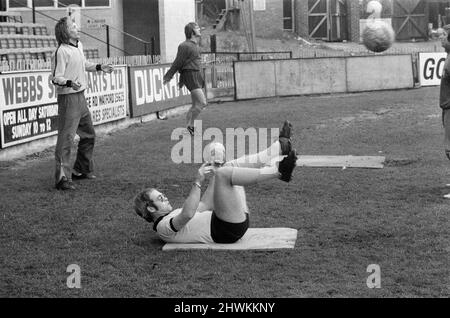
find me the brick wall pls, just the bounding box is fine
[294,0,309,38]
[346,0,360,43]
[253,0,283,38]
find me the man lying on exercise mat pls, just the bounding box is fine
[134,121,297,244]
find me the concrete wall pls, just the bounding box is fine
[11,0,124,58]
[346,55,414,92]
[159,0,195,63]
[275,58,347,96]
[234,55,414,100]
[234,60,276,99]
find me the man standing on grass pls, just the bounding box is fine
[51,17,114,191]
[439,25,450,199]
[163,22,207,136]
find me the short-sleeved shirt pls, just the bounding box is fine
[440,53,450,109]
[155,209,214,243]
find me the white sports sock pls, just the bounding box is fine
[227,141,281,169]
[230,166,279,186]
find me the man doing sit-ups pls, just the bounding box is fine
[134,121,297,244]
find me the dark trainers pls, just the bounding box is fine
[279,120,293,156]
[157,111,168,120]
[55,177,76,190]
[187,126,195,136]
[278,150,298,182]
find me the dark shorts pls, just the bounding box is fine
[210,212,249,244]
[180,70,205,91]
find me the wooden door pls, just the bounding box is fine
[309,0,348,41]
[392,0,428,41]
[329,0,347,41]
[309,0,328,40]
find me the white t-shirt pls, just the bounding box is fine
[156,208,214,243]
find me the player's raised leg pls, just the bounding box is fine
[226,120,293,169]
[199,175,250,215]
[212,150,297,223]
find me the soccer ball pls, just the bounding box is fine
[362,20,395,53]
[204,142,226,165]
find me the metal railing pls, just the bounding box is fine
[201,51,292,92]
[295,45,445,59]
[1,57,51,72]
[202,51,292,64]
[88,55,161,67]
[0,54,162,72]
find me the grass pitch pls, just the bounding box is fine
[0,87,449,297]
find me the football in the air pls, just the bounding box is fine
[362,20,395,53]
[204,142,226,165]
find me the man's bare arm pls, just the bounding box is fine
[172,164,213,230]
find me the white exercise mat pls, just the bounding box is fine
[162,228,298,251]
[297,155,385,169]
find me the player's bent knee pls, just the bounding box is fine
[215,166,233,181]
[224,161,234,167]
[193,105,203,113]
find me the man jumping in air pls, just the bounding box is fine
[163,22,206,136]
[134,121,297,244]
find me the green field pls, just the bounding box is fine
[1,87,449,297]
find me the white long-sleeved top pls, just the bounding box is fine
[51,41,99,95]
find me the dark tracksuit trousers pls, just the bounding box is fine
[55,91,95,184]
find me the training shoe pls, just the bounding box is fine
[187,126,195,136]
[279,120,293,156]
[278,150,298,182]
[72,171,97,180]
[157,112,168,120]
[55,177,76,191]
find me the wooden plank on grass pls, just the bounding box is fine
[162,228,298,251]
[297,155,385,169]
